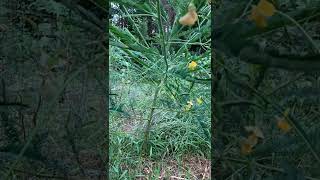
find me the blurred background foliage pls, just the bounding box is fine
[213,0,320,179]
[1,0,107,179]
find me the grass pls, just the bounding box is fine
[109,69,211,179]
[109,1,211,178]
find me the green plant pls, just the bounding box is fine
[110,0,211,178]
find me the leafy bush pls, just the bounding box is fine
[110,0,211,178]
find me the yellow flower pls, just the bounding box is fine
[240,134,259,155]
[240,126,265,155]
[247,133,258,146]
[240,139,253,155]
[244,126,264,139]
[277,117,291,133]
[248,0,276,28]
[179,3,198,26]
[196,97,203,105]
[188,61,197,71]
[184,100,193,111]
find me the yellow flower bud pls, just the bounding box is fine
[188,61,197,71]
[196,97,203,105]
[240,125,265,155]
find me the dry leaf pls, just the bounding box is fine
[179,3,198,26]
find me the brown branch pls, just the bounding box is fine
[239,46,320,71]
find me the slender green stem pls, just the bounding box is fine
[266,73,304,96]
[122,14,157,18]
[277,10,320,54]
[142,0,169,156]
[236,0,254,22]
[157,0,168,72]
[122,6,150,48]
[142,78,165,155]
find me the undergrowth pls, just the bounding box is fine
[109,0,211,178]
